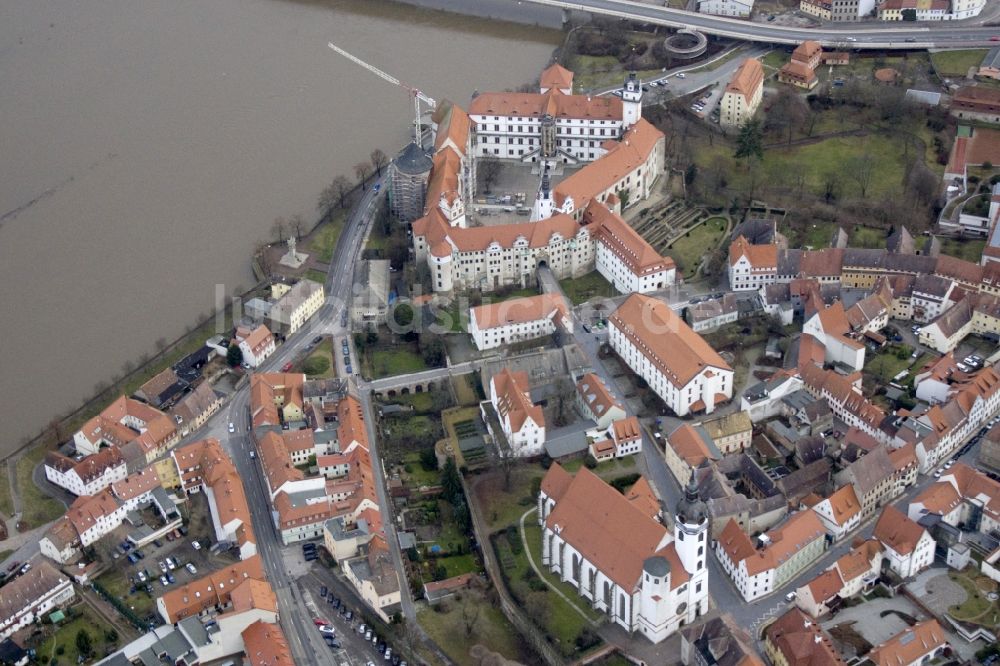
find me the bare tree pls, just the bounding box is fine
[254,239,275,279]
[765,89,808,147]
[479,155,502,193]
[823,170,842,204]
[461,598,482,637]
[289,214,306,239]
[46,418,65,445]
[271,217,287,243]
[849,153,875,199]
[317,183,338,220]
[355,162,371,191]
[370,148,388,178]
[907,160,940,208]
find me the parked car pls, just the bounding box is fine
[228,422,235,433]
[153,539,163,548]
[137,571,148,582]
[191,540,201,550]
[313,618,330,627]
[282,361,294,372]
[186,563,198,575]
[167,573,176,584]
[785,591,796,602]
[319,625,336,634]
[676,72,686,78]
[166,557,177,570]
[160,575,170,586]
[312,336,324,345]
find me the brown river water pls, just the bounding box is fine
[0,0,560,454]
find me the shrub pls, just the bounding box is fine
[575,628,602,651]
[584,455,598,470]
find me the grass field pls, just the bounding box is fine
[37,610,118,666]
[472,466,545,535]
[96,569,157,619]
[0,462,13,517]
[694,131,911,203]
[418,594,523,666]
[452,373,482,406]
[663,217,728,278]
[864,346,914,385]
[930,49,988,78]
[560,270,613,304]
[401,451,441,488]
[366,348,428,379]
[940,237,987,263]
[299,339,335,378]
[305,268,328,284]
[309,210,346,263]
[16,446,64,527]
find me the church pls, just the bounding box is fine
[538,464,710,643]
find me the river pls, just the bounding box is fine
[0,0,561,454]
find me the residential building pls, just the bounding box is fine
[0,559,75,640]
[873,505,935,578]
[729,236,778,292]
[868,620,948,666]
[951,85,1000,124]
[489,368,546,455]
[341,535,401,622]
[680,616,764,666]
[250,373,306,431]
[242,620,294,666]
[741,373,805,422]
[908,462,1000,535]
[134,367,187,409]
[699,411,752,454]
[807,485,861,541]
[763,607,846,666]
[697,0,754,16]
[169,382,223,439]
[664,424,722,485]
[794,539,882,617]
[720,59,764,129]
[835,443,916,522]
[778,61,817,90]
[799,0,833,19]
[469,293,571,350]
[172,438,257,560]
[268,279,324,335]
[156,556,267,623]
[686,293,740,332]
[73,395,178,462]
[802,302,866,371]
[237,324,276,369]
[590,416,643,460]
[43,446,127,497]
[609,293,734,417]
[715,510,827,602]
[352,260,391,327]
[575,373,627,429]
[538,465,710,643]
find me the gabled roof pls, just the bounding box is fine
[726,58,764,99]
[575,373,623,419]
[765,608,846,666]
[553,119,664,210]
[821,485,861,526]
[158,555,265,622]
[45,446,125,486]
[469,88,622,120]
[873,505,927,555]
[540,63,575,91]
[610,294,732,389]
[729,236,777,268]
[720,510,826,576]
[583,200,675,276]
[471,293,569,330]
[544,467,677,591]
[493,368,544,433]
[541,462,573,502]
[242,620,294,666]
[868,620,946,666]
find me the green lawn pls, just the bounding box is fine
[0,461,13,517]
[438,553,478,577]
[948,570,998,623]
[451,373,482,406]
[401,451,442,488]
[864,346,916,385]
[308,210,346,263]
[561,456,637,480]
[930,49,988,78]
[433,299,467,333]
[493,523,600,657]
[367,348,429,379]
[366,223,390,252]
[16,446,64,527]
[418,596,523,666]
[305,268,328,284]
[0,550,13,562]
[762,49,788,71]
[663,217,728,278]
[36,610,118,665]
[559,270,613,304]
[385,414,439,445]
[385,391,435,413]
[940,237,987,263]
[299,338,335,378]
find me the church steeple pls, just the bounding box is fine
[530,162,555,222]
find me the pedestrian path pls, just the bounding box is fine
[518,507,600,627]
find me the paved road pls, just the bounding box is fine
[183,181,384,665]
[517,0,1000,47]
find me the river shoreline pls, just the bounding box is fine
[386,0,566,27]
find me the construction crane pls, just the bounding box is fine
[328,42,436,144]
